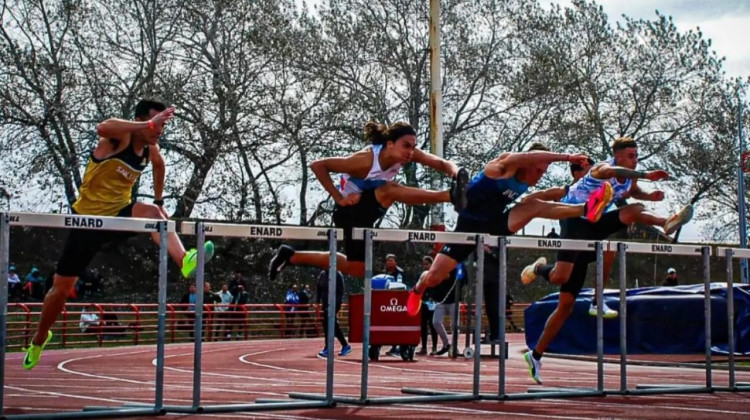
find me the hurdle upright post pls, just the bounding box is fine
[702,246,712,389]
[725,248,735,389]
[154,221,169,409]
[325,229,337,402]
[191,222,207,411]
[360,229,373,401]
[0,213,9,415]
[617,242,627,393]
[497,236,507,398]
[595,241,604,392]
[472,235,484,398]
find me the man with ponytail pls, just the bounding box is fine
[268,121,469,280]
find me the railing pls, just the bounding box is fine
[4,302,528,351]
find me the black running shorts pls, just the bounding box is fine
[556,209,626,264]
[439,211,514,264]
[332,189,388,262]
[55,203,137,277]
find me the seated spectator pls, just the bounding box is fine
[8,266,21,300]
[546,227,560,238]
[102,312,126,339]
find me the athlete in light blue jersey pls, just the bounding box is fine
[408,143,613,313]
[520,136,694,385]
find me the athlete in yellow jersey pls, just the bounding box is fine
[23,100,215,370]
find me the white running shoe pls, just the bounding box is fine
[664,205,694,235]
[523,350,543,385]
[521,257,547,285]
[588,301,619,319]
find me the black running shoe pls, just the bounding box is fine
[435,344,451,356]
[450,167,469,211]
[268,245,295,281]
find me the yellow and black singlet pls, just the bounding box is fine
[71,140,151,216]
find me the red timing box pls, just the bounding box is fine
[348,291,420,346]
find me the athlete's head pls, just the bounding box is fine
[612,137,638,169]
[134,99,167,144]
[364,121,417,164]
[516,142,550,186]
[570,157,595,181]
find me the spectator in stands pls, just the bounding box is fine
[180,284,197,337]
[384,254,405,284]
[383,254,406,357]
[79,269,103,298]
[215,284,233,340]
[298,284,313,337]
[506,292,523,332]
[284,284,300,336]
[316,269,351,357]
[25,267,45,300]
[227,284,249,340]
[427,263,463,356]
[418,256,438,356]
[229,270,246,297]
[203,282,221,339]
[663,267,678,287]
[8,266,21,301]
[546,227,560,238]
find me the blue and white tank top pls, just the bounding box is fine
[561,158,632,209]
[339,145,403,198]
[458,171,529,221]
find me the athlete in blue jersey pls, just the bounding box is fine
[520,137,693,385]
[268,121,468,280]
[407,143,613,313]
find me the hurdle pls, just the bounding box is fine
[1,212,174,420]
[293,228,488,404]
[716,246,750,393]
[148,221,340,414]
[612,242,714,395]
[482,236,608,400]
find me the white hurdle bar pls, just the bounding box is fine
[293,227,486,405]
[490,237,607,400]
[609,241,713,395]
[1,213,171,420]
[716,247,750,392]
[159,221,338,414]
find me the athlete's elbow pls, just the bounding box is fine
[96,122,111,137]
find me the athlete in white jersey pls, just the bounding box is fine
[519,137,694,385]
[268,121,469,280]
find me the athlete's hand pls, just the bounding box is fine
[647,191,665,201]
[337,193,360,206]
[645,170,669,181]
[567,153,589,165]
[150,107,176,128]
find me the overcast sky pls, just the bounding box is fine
[548,0,750,79]
[516,1,750,242]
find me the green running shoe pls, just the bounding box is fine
[22,330,53,370]
[181,241,216,279]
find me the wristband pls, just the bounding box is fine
[148,120,155,131]
[153,198,164,206]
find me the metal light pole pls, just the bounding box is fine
[429,0,445,233]
[738,92,749,284]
